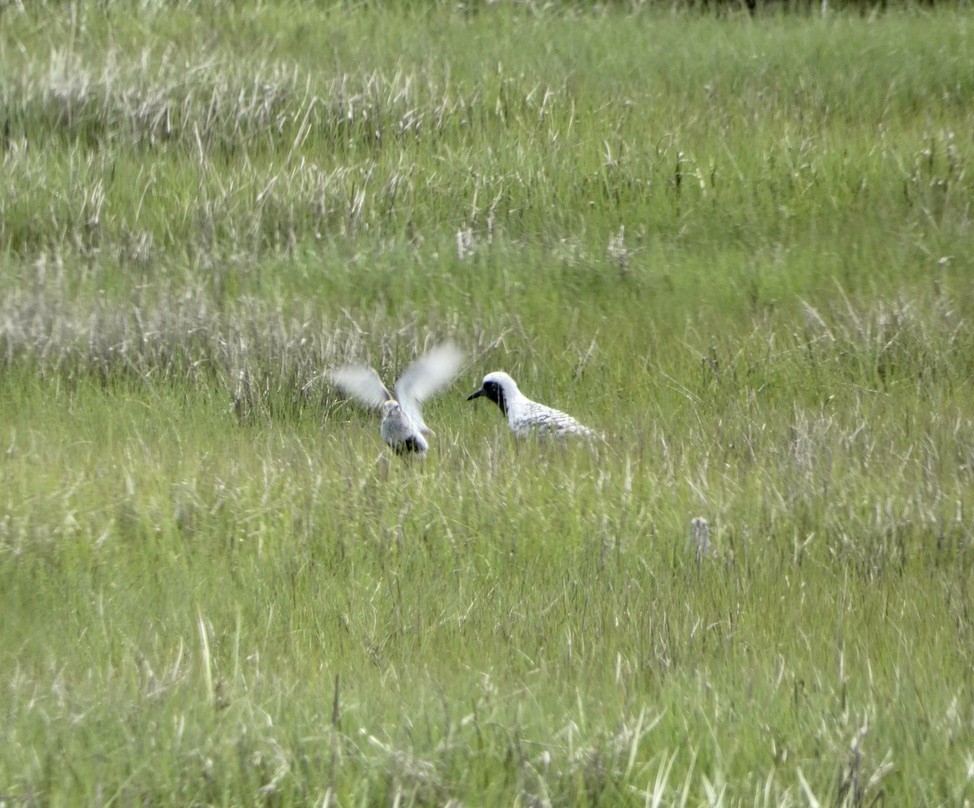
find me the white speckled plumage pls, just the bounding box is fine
[467,371,598,439]
[330,342,464,456]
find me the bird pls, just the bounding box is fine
[467,371,598,438]
[328,341,464,456]
[689,516,712,561]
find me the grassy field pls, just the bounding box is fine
[2,1,973,804]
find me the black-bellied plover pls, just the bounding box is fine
[467,371,598,438]
[330,342,464,456]
[689,516,712,561]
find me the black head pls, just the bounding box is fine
[467,378,507,415]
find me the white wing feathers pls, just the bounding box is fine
[393,342,464,434]
[329,341,464,436]
[329,365,393,410]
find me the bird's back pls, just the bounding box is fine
[510,394,596,438]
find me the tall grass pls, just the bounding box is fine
[1,2,973,804]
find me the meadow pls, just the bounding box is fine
[1,1,973,804]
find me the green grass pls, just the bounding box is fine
[2,1,974,804]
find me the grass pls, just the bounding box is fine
[1,1,974,804]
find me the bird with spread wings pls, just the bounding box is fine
[328,342,464,456]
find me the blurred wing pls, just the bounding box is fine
[394,341,464,433]
[330,365,393,410]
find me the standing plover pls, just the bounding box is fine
[689,516,712,561]
[330,342,464,456]
[467,371,598,438]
